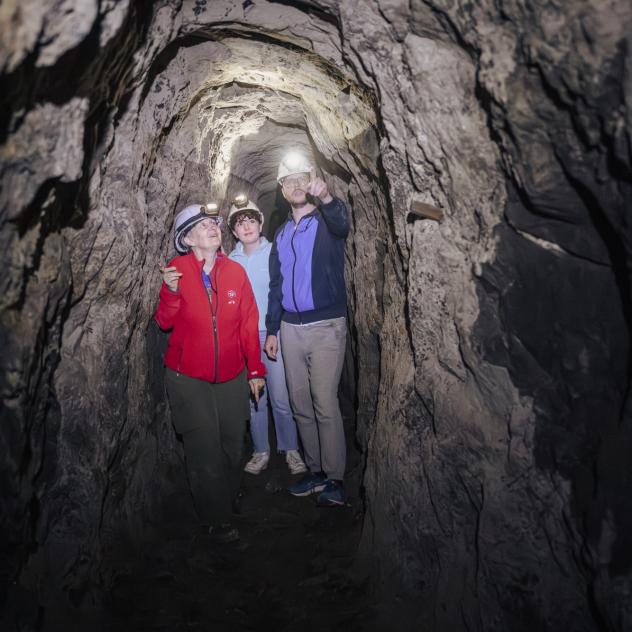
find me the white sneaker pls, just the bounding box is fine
[285,450,308,475]
[244,451,269,475]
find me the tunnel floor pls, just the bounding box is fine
[103,422,370,631]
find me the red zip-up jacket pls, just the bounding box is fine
[154,252,266,382]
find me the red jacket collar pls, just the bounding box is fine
[184,251,226,271]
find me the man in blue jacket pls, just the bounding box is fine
[264,153,349,507]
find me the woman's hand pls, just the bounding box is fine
[160,265,182,292]
[249,378,265,402]
[264,335,278,360]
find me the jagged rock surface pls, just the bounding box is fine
[1,1,631,630]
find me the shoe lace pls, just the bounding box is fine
[250,452,268,464]
[287,451,303,466]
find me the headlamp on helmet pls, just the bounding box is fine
[277,151,313,184]
[228,197,264,229]
[232,194,248,209]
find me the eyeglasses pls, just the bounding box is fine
[199,216,223,227]
[282,175,310,190]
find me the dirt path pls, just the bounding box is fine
[106,444,371,631]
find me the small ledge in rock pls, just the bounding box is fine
[407,200,443,223]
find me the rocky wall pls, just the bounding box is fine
[339,1,632,630]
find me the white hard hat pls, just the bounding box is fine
[173,203,222,254]
[228,197,264,229]
[277,152,312,183]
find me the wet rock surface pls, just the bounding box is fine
[2,1,632,631]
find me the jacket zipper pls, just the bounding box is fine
[290,221,302,324]
[213,267,219,382]
[203,267,220,382]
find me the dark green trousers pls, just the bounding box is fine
[165,368,250,526]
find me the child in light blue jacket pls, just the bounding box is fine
[228,198,307,476]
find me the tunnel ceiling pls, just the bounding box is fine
[228,119,309,195]
[2,1,632,631]
[139,31,376,209]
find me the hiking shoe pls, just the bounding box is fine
[285,450,308,475]
[316,479,346,507]
[209,523,240,544]
[244,451,269,475]
[288,472,327,497]
[232,490,244,515]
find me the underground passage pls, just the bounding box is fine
[1,1,632,631]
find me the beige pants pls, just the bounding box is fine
[280,317,347,480]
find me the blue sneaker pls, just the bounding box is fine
[316,479,346,507]
[288,472,327,497]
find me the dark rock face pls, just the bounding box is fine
[1,1,631,630]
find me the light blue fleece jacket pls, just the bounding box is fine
[228,236,271,332]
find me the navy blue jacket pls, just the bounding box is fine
[266,197,349,335]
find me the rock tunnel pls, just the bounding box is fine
[1,1,631,630]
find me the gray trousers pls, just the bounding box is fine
[165,368,249,526]
[280,317,347,480]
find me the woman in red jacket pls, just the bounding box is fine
[155,203,265,544]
